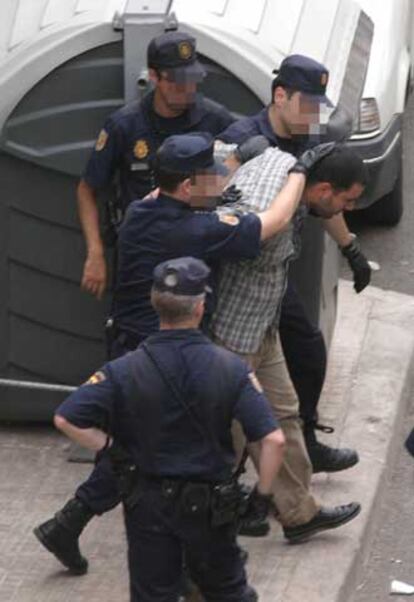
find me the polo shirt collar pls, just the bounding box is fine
[143,91,206,132]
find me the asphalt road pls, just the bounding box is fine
[346,95,414,600]
[344,94,414,297]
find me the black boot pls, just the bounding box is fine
[304,423,359,474]
[238,484,270,537]
[33,497,94,574]
[283,502,361,543]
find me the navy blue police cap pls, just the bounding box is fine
[156,132,229,176]
[272,54,333,106]
[147,30,206,83]
[153,257,211,296]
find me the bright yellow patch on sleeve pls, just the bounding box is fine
[95,129,108,152]
[85,371,106,385]
[219,214,239,226]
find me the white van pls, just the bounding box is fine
[349,0,412,225]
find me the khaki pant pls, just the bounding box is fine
[235,334,320,527]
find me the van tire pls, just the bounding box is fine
[362,162,403,227]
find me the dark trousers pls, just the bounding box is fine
[76,329,140,514]
[77,287,327,515]
[76,452,121,514]
[279,281,327,431]
[124,486,254,602]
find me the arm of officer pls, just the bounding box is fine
[54,415,110,452]
[256,429,286,495]
[234,370,285,494]
[77,179,107,300]
[54,366,115,451]
[78,118,123,299]
[259,142,339,241]
[257,173,306,241]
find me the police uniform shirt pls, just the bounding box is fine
[57,330,279,481]
[112,193,262,341]
[83,91,235,211]
[219,107,322,258]
[218,106,321,157]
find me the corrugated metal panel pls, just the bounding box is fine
[41,0,79,29]
[2,0,124,58]
[261,0,306,57]
[207,0,228,16]
[293,0,340,60]
[0,1,19,58]
[9,0,49,50]
[225,0,267,34]
[76,0,107,13]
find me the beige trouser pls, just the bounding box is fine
[234,333,320,527]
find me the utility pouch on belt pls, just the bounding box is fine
[180,483,210,517]
[211,480,243,527]
[141,343,245,527]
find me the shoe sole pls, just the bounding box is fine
[285,505,361,544]
[312,455,359,474]
[33,526,88,575]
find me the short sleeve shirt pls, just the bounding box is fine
[112,194,262,340]
[56,330,278,480]
[83,92,235,210]
[218,106,320,156]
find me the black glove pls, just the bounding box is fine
[341,236,371,293]
[289,141,336,176]
[234,135,270,164]
[218,184,243,206]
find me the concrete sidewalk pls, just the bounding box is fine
[1,280,414,602]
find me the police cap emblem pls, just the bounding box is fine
[95,129,108,152]
[178,41,193,60]
[134,139,149,160]
[320,73,328,87]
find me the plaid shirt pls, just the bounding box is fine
[210,146,307,354]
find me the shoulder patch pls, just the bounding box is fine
[84,371,106,386]
[95,129,108,152]
[218,214,240,226]
[248,372,263,393]
[134,139,149,160]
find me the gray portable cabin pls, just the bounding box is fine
[0,0,372,420]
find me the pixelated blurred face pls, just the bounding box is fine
[156,70,199,112]
[310,182,364,217]
[279,90,324,135]
[190,172,228,208]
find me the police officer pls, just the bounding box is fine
[219,54,371,473]
[54,256,286,602]
[78,29,234,299]
[34,132,314,573]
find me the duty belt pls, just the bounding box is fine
[129,474,248,527]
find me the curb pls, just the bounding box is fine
[241,280,414,602]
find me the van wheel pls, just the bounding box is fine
[362,162,403,226]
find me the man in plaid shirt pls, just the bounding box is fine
[210,143,366,542]
[219,55,371,476]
